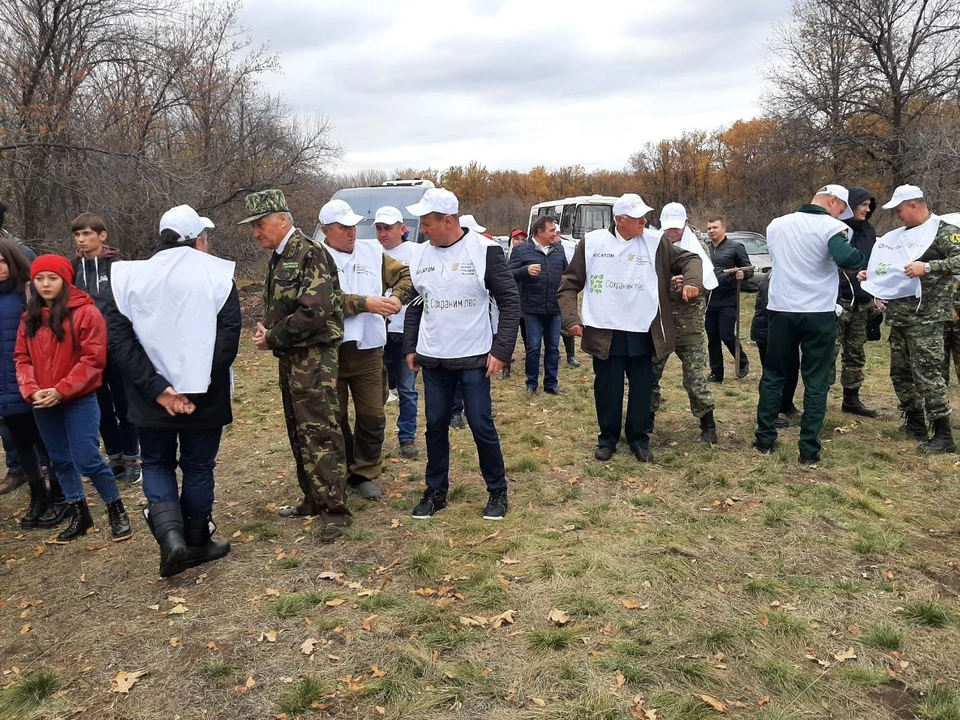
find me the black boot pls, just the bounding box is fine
[900,411,928,441]
[698,411,719,444]
[842,388,877,418]
[19,477,49,530]
[145,502,190,577]
[54,500,94,543]
[35,473,70,529]
[919,417,957,454]
[183,516,231,569]
[106,498,133,541]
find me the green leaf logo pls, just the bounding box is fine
[589,275,604,294]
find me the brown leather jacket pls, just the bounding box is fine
[557,230,704,360]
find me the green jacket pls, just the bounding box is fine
[886,220,960,327]
[263,229,344,352]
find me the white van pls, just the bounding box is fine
[314,179,435,243]
[527,194,618,242]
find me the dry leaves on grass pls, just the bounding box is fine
[621,599,649,610]
[235,676,256,692]
[548,608,572,625]
[258,630,278,643]
[111,670,147,694]
[700,695,726,713]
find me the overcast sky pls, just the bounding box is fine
[239,0,795,173]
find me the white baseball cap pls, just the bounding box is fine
[406,188,459,217]
[814,184,851,218]
[159,205,215,240]
[882,184,924,210]
[459,214,486,233]
[374,206,404,225]
[613,193,653,218]
[659,202,688,231]
[319,199,364,227]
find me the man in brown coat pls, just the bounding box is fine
[558,193,704,463]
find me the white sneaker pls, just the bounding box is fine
[386,390,398,403]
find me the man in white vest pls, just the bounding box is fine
[557,193,705,463]
[375,206,420,460]
[861,185,960,453]
[754,185,866,463]
[319,199,413,500]
[402,188,520,520]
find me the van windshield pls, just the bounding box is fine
[574,204,612,239]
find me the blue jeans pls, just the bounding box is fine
[422,365,507,494]
[140,427,222,519]
[524,313,561,391]
[33,392,120,505]
[384,334,418,443]
[0,419,23,474]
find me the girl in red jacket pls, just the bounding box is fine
[15,255,131,543]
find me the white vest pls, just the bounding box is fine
[111,247,235,394]
[766,211,852,312]
[862,214,940,300]
[409,231,492,358]
[678,227,718,291]
[382,241,415,334]
[324,239,387,350]
[581,228,661,333]
[560,238,577,263]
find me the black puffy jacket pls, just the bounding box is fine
[509,240,567,315]
[839,186,877,305]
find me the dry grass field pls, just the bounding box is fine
[2,312,960,720]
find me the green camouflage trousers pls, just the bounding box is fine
[651,341,715,419]
[943,318,960,386]
[889,323,951,421]
[336,343,387,482]
[278,347,350,522]
[832,300,869,390]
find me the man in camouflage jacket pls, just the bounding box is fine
[244,189,350,541]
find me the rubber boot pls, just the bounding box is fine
[919,417,957,454]
[35,472,70,529]
[698,411,719,444]
[54,500,94,543]
[900,411,928,441]
[842,388,877,418]
[19,476,49,530]
[144,502,190,577]
[183,516,231,570]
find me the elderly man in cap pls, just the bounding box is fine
[650,202,719,444]
[376,206,420,459]
[754,185,866,463]
[861,185,960,453]
[558,193,704,463]
[403,188,520,520]
[244,190,350,542]
[319,199,413,499]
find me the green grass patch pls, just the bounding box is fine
[199,658,235,679]
[750,658,814,694]
[276,558,301,569]
[764,611,811,639]
[510,457,542,473]
[356,592,403,613]
[527,626,580,651]
[270,591,333,618]
[919,685,960,720]
[0,672,62,718]
[238,522,279,541]
[903,601,957,628]
[743,576,783,597]
[852,527,905,555]
[407,543,444,580]
[275,675,327,715]
[863,623,906,651]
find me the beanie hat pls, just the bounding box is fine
[31,254,74,284]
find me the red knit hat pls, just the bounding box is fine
[31,254,74,284]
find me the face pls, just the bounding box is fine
[663,227,683,243]
[535,221,558,244]
[419,214,460,245]
[33,271,64,302]
[894,200,928,228]
[0,256,8,282]
[74,227,107,256]
[853,200,872,221]
[512,233,527,246]
[706,221,725,240]
[323,223,357,253]
[376,222,406,249]
[615,214,646,238]
[250,213,290,250]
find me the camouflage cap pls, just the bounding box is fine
[238,189,290,224]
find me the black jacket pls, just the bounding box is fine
[750,272,771,344]
[403,236,520,370]
[71,247,121,313]
[103,245,242,430]
[509,239,567,315]
[707,236,753,308]
[839,187,877,305]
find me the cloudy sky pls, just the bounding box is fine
[240,0,795,173]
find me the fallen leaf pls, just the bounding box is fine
[376,707,386,716]
[33,545,45,557]
[701,695,726,713]
[325,598,346,607]
[169,637,181,647]
[758,696,770,707]
[548,608,572,625]
[317,571,343,581]
[370,665,387,678]
[167,604,188,615]
[615,671,626,687]
[491,610,516,628]
[833,647,857,662]
[207,641,218,650]
[532,697,546,707]
[110,670,147,693]
[459,616,487,627]
[19,624,30,635]
[301,638,318,655]
[390,518,401,529]
[760,616,769,627]
[258,630,278,643]
[167,596,186,603]
[147,604,160,611]
[621,599,648,610]
[265,588,281,597]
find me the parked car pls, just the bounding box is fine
[725,231,769,292]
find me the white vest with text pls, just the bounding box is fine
[324,239,388,350]
[383,240,415,334]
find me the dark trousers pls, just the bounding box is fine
[1,412,45,483]
[336,344,387,481]
[756,342,800,413]
[97,360,139,457]
[0,418,22,474]
[524,312,561,391]
[422,365,507,495]
[593,351,654,451]
[141,427,222,519]
[562,332,577,359]
[706,305,748,378]
[756,311,836,458]
[452,382,464,418]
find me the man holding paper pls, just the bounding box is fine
[862,185,960,453]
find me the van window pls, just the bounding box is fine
[574,204,612,239]
[560,205,576,235]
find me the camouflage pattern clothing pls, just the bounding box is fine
[263,227,350,524]
[942,280,960,385]
[831,299,871,390]
[885,219,960,422]
[651,296,714,418]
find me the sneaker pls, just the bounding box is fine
[0,472,26,495]
[121,460,142,485]
[482,490,508,520]
[567,356,581,369]
[386,389,399,403]
[412,489,448,519]
[544,387,563,396]
[400,441,419,460]
[707,374,723,384]
[594,446,615,461]
[450,413,465,430]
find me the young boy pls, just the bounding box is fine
[70,213,141,482]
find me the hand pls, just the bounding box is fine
[875,298,886,311]
[527,264,542,276]
[365,296,401,316]
[253,322,268,350]
[682,286,700,302]
[735,270,744,281]
[671,275,683,291]
[156,387,195,416]
[857,270,867,282]
[32,388,63,408]
[406,353,420,373]
[904,261,927,278]
[486,354,506,378]
[568,324,584,337]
